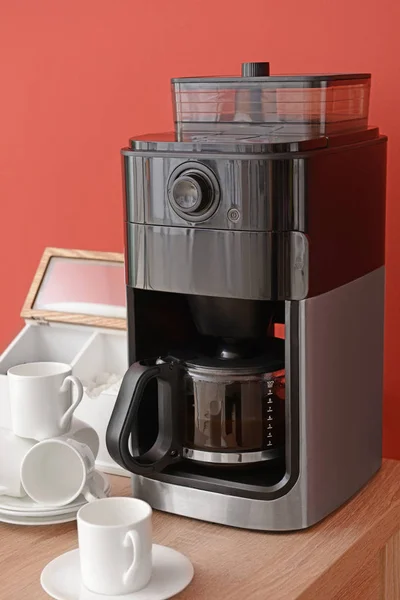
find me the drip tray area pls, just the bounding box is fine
[148,457,289,501]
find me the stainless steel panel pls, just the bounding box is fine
[123,155,146,224]
[124,139,387,297]
[182,448,280,465]
[125,223,145,289]
[124,155,306,232]
[131,475,307,530]
[301,266,384,525]
[130,269,384,530]
[126,223,309,301]
[126,128,379,153]
[286,230,309,300]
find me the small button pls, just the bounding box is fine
[228,208,240,222]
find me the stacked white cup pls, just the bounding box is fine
[1,362,195,597]
[0,362,104,506]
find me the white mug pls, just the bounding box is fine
[0,428,36,497]
[8,362,83,441]
[68,417,99,460]
[20,438,105,507]
[77,497,152,595]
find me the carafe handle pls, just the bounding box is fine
[106,360,182,474]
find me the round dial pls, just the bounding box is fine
[168,164,220,222]
[171,175,205,213]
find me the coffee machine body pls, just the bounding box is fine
[107,65,386,530]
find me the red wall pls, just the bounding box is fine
[1,0,400,456]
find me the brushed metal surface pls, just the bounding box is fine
[131,268,385,530]
[125,127,379,153]
[126,223,308,301]
[123,154,306,232]
[124,137,387,297]
[301,266,384,526]
[123,153,146,224]
[182,448,281,465]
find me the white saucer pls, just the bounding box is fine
[0,472,110,523]
[0,511,78,526]
[0,472,109,514]
[0,472,110,517]
[41,545,194,600]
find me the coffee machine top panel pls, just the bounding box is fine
[127,127,379,155]
[171,62,371,140]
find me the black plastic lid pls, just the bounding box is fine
[184,353,285,376]
[172,73,371,83]
[172,61,371,83]
[241,62,270,77]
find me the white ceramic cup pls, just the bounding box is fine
[20,438,105,507]
[0,428,36,497]
[77,497,152,595]
[68,417,100,460]
[8,362,84,441]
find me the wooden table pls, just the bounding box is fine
[2,459,400,600]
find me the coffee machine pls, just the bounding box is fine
[107,62,387,530]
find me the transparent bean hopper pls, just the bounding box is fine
[172,61,371,144]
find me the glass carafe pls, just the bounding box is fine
[182,359,285,466]
[106,353,285,474]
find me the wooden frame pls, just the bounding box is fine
[21,247,126,330]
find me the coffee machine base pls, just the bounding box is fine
[130,465,381,531]
[127,268,384,531]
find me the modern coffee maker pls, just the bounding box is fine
[107,62,387,530]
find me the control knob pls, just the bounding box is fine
[168,165,219,222]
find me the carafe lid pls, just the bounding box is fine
[185,358,284,378]
[183,339,284,377]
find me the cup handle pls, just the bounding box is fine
[122,530,141,585]
[59,376,84,429]
[82,477,107,502]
